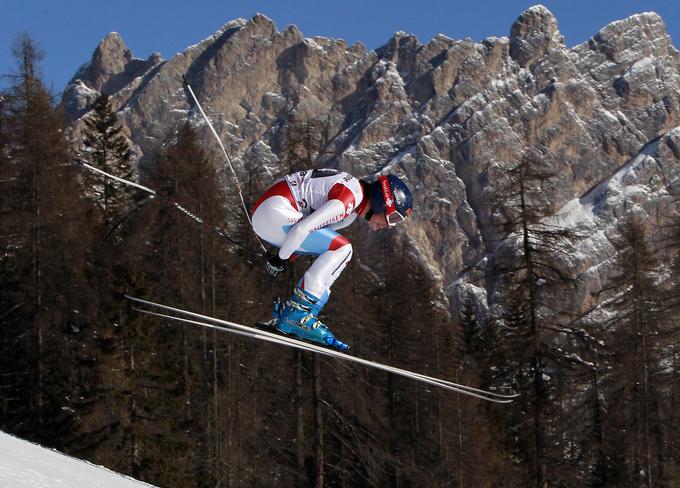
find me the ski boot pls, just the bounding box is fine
[273,287,349,351]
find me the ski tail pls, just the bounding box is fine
[127,296,518,403]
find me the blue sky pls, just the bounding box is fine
[2,0,679,94]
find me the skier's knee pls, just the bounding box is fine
[343,242,353,261]
[328,234,350,252]
[330,243,352,277]
[332,241,352,265]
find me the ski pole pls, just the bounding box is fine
[182,75,268,254]
[74,159,265,256]
[77,160,157,195]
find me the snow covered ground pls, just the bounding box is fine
[0,431,156,488]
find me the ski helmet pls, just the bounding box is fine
[366,174,413,226]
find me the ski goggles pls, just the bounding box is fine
[379,176,410,227]
[386,209,408,226]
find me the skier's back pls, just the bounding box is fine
[251,168,413,350]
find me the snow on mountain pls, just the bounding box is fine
[0,431,155,488]
[554,135,665,229]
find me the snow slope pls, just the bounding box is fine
[0,431,156,488]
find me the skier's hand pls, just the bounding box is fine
[265,254,287,277]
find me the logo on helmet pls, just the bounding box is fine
[379,176,396,213]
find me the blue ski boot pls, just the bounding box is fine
[273,288,349,351]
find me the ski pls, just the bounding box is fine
[127,296,518,403]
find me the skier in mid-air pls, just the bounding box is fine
[251,169,413,350]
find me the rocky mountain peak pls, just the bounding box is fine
[244,12,278,39]
[62,32,163,119]
[61,8,680,324]
[88,32,132,90]
[588,11,675,63]
[510,4,565,67]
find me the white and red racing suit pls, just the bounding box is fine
[251,169,366,302]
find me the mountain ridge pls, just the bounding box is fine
[61,5,680,323]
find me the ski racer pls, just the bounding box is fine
[251,169,413,350]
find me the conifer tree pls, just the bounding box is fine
[590,216,670,487]
[77,93,132,231]
[661,198,680,486]
[279,117,339,173]
[123,122,235,485]
[484,150,578,487]
[0,33,95,446]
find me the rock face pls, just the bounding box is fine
[62,5,680,320]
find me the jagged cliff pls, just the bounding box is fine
[62,5,680,321]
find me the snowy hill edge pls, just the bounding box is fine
[0,431,157,488]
